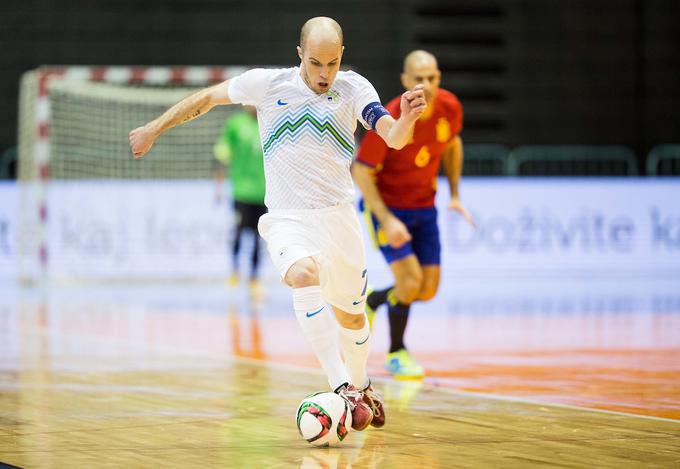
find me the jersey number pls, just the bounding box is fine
[414,146,431,168]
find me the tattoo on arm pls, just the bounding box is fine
[183,109,202,122]
[153,89,212,135]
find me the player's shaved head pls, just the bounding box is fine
[401,50,441,112]
[297,17,345,94]
[299,16,343,49]
[403,50,438,74]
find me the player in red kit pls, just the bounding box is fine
[352,50,476,378]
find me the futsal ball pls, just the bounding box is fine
[296,392,352,447]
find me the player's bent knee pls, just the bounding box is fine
[284,258,319,288]
[334,309,365,330]
[394,284,419,304]
[417,286,438,302]
[394,289,418,305]
[395,275,423,304]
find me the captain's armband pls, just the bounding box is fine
[361,102,390,130]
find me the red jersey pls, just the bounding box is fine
[355,88,463,209]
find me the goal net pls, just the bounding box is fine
[17,66,253,283]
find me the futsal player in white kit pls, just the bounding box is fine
[129,16,426,431]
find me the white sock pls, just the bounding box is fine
[338,317,371,390]
[293,286,351,391]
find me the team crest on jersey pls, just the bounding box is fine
[436,117,451,143]
[326,89,340,103]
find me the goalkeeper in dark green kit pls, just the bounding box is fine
[214,106,267,296]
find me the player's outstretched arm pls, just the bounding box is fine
[374,84,426,150]
[129,80,233,159]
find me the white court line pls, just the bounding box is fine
[233,354,680,425]
[28,325,680,426]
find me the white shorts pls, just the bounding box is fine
[258,203,368,314]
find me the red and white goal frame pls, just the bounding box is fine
[18,65,248,283]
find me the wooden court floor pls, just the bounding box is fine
[0,284,679,468]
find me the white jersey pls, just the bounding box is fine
[228,67,382,209]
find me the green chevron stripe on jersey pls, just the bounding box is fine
[262,113,354,157]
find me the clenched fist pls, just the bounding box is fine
[400,84,427,121]
[129,126,157,159]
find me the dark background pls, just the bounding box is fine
[1,0,679,170]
